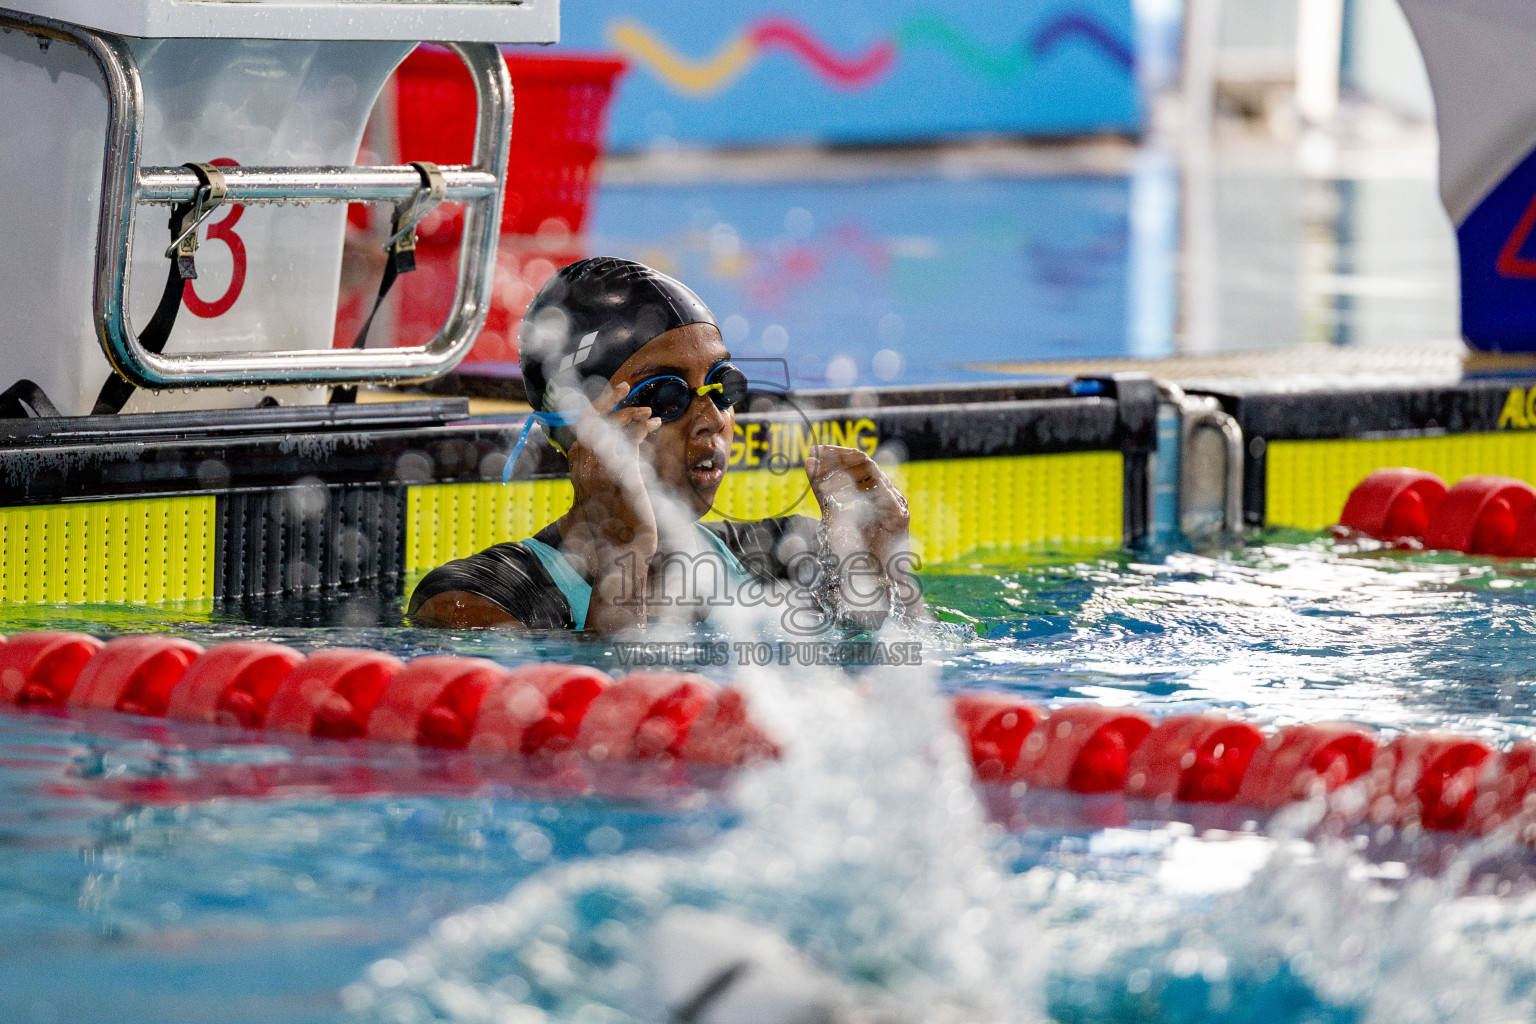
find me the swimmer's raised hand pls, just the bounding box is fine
[566,381,662,547]
[804,445,909,589]
[562,381,663,632]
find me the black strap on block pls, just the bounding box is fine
[0,379,61,419]
[93,162,226,416]
[331,161,446,406]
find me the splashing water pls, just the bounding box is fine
[347,653,1041,1024]
[342,539,1536,1024]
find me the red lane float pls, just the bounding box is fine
[576,671,717,761]
[475,662,612,757]
[264,649,406,740]
[1126,715,1265,803]
[165,641,305,728]
[953,694,1042,781]
[1470,742,1536,834]
[0,632,775,770]
[1015,705,1154,793]
[1236,723,1377,810]
[69,636,204,716]
[1371,732,1494,832]
[0,632,103,706]
[1425,476,1536,555]
[368,655,512,749]
[1515,504,1536,558]
[1338,468,1447,540]
[677,688,782,766]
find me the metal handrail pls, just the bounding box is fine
[0,9,512,391]
[138,166,501,205]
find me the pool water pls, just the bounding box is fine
[590,169,1159,387]
[6,536,1536,1023]
[584,135,1459,390]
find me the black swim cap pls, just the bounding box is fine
[519,257,716,415]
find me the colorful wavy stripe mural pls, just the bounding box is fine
[607,12,1135,97]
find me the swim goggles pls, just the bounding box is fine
[616,362,750,423]
[503,363,749,484]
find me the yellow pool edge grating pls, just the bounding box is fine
[0,496,216,604]
[1267,432,1536,531]
[0,453,1125,606]
[405,450,1125,576]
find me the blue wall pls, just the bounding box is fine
[559,0,1142,150]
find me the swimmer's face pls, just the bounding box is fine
[610,322,733,518]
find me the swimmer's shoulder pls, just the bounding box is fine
[408,525,575,629]
[412,590,524,628]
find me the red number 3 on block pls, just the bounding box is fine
[183,157,247,319]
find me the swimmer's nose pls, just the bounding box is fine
[690,389,731,434]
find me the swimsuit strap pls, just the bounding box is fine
[695,522,753,588]
[521,522,752,630]
[521,536,593,630]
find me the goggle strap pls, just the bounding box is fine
[502,410,581,484]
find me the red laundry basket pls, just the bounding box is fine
[397,48,628,237]
[336,49,627,367]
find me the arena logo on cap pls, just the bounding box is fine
[557,330,600,372]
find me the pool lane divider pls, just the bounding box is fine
[953,693,1536,839]
[1338,467,1536,555]
[0,632,779,768]
[1,630,1532,838]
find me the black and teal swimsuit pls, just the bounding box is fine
[408,517,821,630]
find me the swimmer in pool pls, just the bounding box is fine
[409,257,919,634]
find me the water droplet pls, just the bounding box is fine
[825,354,857,387]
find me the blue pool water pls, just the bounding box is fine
[581,141,1460,388]
[588,164,1178,388]
[6,536,1536,1022]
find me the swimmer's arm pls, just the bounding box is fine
[410,591,524,629]
[580,548,652,635]
[562,381,662,636]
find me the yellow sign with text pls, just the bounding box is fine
[1498,387,1536,429]
[730,418,879,468]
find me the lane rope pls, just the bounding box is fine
[5,630,1532,838]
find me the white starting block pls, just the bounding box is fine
[0,0,555,417]
[1399,0,1536,352]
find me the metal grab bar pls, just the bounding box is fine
[1180,396,1244,536]
[138,166,501,205]
[1155,382,1245,539]
[0,9,512,391]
